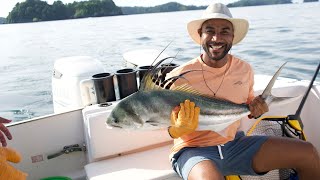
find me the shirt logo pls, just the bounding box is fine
[233,81,243,85]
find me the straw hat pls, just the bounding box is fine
[187,3,249,45]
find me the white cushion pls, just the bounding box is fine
[85,144,180,180]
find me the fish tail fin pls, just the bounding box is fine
[261,62,287,99]
[261,62,301,105]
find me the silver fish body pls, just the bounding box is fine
[106,89,249,131]
[106,59,289,132]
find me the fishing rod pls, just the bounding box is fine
[289,61,320,129]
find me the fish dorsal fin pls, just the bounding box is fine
[140,66,221,101]
[139,42,175,89]
[139,56,177,91]
[171,84,201,95]
[161,69,204,89]
[171,83,221,100]
[140,71,163,91]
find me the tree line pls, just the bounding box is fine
[227,0,292,7]
[6,0,122,23]
[121,2,206,15]
[4,0,312,24]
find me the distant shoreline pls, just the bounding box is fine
[1,0,318,24]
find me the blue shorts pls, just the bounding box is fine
[170,131,269,179]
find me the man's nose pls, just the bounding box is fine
[211,33,222,41]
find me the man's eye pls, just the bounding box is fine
[206,30,214,34]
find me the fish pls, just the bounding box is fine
[106,57,291,132]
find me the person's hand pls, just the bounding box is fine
[168,99,200,138]
[0,147,27,180]
[248,95,269,119]
[0,117,12,147]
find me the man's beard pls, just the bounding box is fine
[202,43,232,61]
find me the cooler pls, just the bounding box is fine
[52,56,106,113]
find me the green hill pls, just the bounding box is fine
[6,0,122,23]
[228,0,292,7]
[121,2,206,15]
[5,0,298,24]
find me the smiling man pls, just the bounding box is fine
[166,2,320,180]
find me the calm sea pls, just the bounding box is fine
[0,2,319,121]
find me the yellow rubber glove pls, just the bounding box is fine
[0,147,27,180]
[168,99,200,138]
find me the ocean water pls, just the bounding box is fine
[0,2,319,121]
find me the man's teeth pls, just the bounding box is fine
[210,45,222,50]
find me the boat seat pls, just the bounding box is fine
[85,144,181,180]
[82,104,178,179]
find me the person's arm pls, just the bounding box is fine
[0,147,27,179]
[168,99,200,138]
[0,117,13,147]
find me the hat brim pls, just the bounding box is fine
[187,17,249,45]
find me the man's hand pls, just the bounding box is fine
[0,117,12,147]
[0,147,27,180]
[168,99,200,138]
[248,95,269,119]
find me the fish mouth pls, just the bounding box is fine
[145,120,160,127]
[106,123,123,129]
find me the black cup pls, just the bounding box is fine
[137,65,153,82]
[157,63,179,83]
[161,63,178,75]
[116,68,138,99]
[92,73,116,103]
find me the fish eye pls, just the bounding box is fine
[114,119,119,123]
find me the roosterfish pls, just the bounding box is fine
[106,57,292,132]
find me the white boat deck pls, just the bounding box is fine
[5,75,320,180]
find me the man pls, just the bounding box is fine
[166,3,320,180]
[0,117,27,179]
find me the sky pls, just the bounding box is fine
[0,0,238,17]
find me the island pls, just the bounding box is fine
[1,0,303,24]
[0,17,6,24]
[5,0,122,23]
[227,0,292,7]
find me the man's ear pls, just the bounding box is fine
[198,29,202,37]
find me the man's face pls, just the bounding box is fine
[199,19,234,61]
